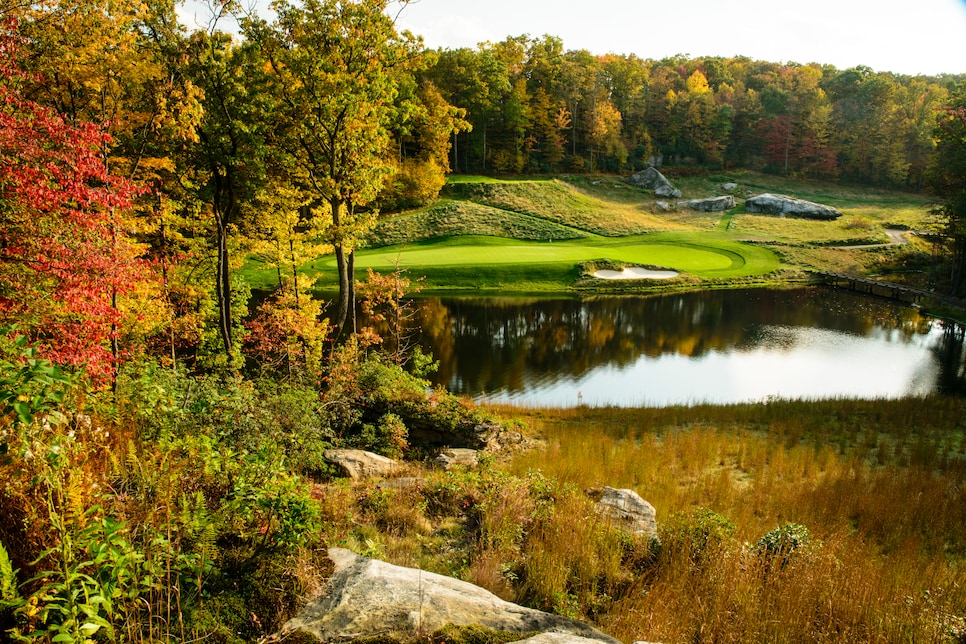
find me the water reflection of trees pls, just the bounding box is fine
[410,288,940,395]
[934,320,966,396]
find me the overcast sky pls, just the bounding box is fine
[391,0,966,76]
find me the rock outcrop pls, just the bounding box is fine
[678,195,736,212]
[285,548,620,643]
[627,167,681,199]
[744,193,842,220]
[323,449,399,479]
[434,447,480,470]
[592,487,659,541]
[408,419,524,452]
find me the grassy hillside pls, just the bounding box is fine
[242,170,935,294]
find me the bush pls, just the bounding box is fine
[754,522,811,563]
[322,345,497,456]
[661,507,737,564]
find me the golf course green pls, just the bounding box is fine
[244,232,781,293]
[241,172,936,294]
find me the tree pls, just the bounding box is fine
[246,0,422,342]
[928,87,966,296]
[181,28,269,363]
[0,20,144,381]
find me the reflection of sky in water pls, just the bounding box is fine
[479,324,944,408]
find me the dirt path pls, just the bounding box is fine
[834,229,909,250]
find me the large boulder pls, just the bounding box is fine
[592,487,659,541]
[627,167,681,199]
[284,548,620,643]
[744,193,842,220]
[323,449,399,479]
[679,195,736,212]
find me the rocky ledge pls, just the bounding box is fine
[282,548,622,643]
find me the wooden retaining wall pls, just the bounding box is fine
[814,271,966,310]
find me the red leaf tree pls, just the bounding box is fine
[0,19,144,381]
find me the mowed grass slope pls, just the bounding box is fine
[242,172,933,293]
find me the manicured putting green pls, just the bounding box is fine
[324,234,774,278]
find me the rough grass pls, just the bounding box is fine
[504,398,966,642]
[366,200,589,246]
[318,397,966,644]
[437,178,688,236]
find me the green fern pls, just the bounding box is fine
[0,539,24,609]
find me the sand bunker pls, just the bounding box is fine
[593,266,679,280]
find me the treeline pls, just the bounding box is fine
[425,35,964,189]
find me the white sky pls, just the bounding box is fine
[391,0,966,76]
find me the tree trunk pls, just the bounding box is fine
[348,250,356,336]
[213,171,234,358]
[215,214,233,356]
[330,196,351,341]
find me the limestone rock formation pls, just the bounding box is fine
[678,195,736,212]
[434,447,480,470]
[627,167,682,199]
[744,193,842,220]
[284,548,620,643]
[592,486,659,541]
[323,449,399,479]
[722,182,738,192]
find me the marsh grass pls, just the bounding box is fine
[498,398,966,642]
[309,397,966,643]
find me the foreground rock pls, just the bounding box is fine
[591,487,659,541]
[285,548,620,643]
[323,449,399,479]
[627,167,681,198]
[744,193,842,220]
[679,195,736,212]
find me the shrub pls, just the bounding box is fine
[321,346,497,456]
[661,507,737,564]
[754,522,811,563]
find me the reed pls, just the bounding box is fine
[501,397,966,642]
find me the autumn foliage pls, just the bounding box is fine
[0,20,145,381]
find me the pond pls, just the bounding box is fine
[400,287,966,407]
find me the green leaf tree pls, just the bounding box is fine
[246,0,422,342]
[928,87,966,296]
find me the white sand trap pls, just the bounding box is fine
[593,266,679,280]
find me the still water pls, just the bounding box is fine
[405,288,966,407]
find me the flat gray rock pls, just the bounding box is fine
[679,195,736,212]
[434,447,480,470]
[285,548,620,643]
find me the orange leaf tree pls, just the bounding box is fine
[0,21,145,381]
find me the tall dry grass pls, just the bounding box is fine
[501,397,966,643]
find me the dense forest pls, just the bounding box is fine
[427,37,964,189]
